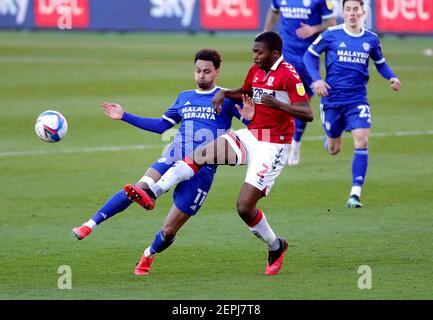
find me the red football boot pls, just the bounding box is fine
[134,255,155,276]
[265,238,289,276]
[124,184,155,210]
[71,225,92,240]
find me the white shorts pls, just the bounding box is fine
[222,128,289,196]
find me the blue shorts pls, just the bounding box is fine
[151,160,215,216]
[320,102,371,139]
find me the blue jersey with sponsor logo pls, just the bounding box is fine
[308,24,386,105]
[271,0,334,64]
[161,86,240,172]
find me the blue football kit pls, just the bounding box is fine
[305,24,396,138]
[303,23,397,196]
[150,86,242,215]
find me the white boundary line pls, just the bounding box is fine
[1,130,433,158]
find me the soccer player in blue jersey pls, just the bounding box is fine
[264,0,336,165]
[303,0,401,208]
[71,49,254,275]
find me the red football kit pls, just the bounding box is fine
[242,56,309,144]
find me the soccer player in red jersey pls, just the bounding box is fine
[126,32,313,275]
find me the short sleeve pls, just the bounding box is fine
[162,97,182,125]
[320,0,336,20]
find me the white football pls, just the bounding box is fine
[35,110,68,143]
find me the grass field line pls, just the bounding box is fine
[1,129,433,158]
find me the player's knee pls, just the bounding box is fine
[236,200,255,222]
[355,137,369,149]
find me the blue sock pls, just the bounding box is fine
[149,230,176,255]
[294,118,307,142]
[91,190,132,225]
[352,148,368,187]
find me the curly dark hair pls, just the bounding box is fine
[194,49,222,70]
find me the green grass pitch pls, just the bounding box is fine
[0,31,432,300]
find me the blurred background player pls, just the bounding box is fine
[71,49,254,275]
[264,0,336,166]
[303,0,401,208]
[126,32,313,275]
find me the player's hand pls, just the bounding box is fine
[296,23,318,39]
[312,79,331,97]
[390,77,401,91]
[101,102,124,120]
[260,95,280,108]
[236,94,255,121]
[212,90,226,114]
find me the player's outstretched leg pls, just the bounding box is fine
[72,190,133,240]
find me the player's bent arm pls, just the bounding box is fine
[296,17,336,39]
[278,102,314,122]
[212,87,245,113]
[261,96,313,122]
[264,7,280,32]
[121,112,175,134]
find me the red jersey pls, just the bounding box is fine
[242,56,309,144]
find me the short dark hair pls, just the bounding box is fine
[194,49,222,70]
[254,31,283,53]
[343,0,364,7]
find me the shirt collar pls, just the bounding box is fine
[195,86,219,94]
[343,24,365,37]
[270,55,284,71]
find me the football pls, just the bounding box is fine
[35,110,68,143]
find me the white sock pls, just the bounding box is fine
[83,219,97,230]
[150,160,196,197]
[291,140,301,150]
[350,186,362,198]
[248,211,278,250]
[144,247,154,258]
[139,175,155,188]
